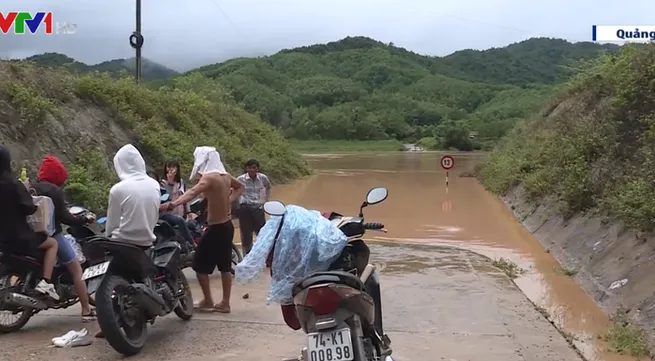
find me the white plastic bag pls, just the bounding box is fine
[26,196,55,236]
[64,234,86,263]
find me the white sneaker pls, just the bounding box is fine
[51,330,77,344]
[35,280,60,300]
[53,329,89,348]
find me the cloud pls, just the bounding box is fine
[1,0,652,71]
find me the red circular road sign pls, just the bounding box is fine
[440,155,454,170]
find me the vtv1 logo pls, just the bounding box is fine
[0,12,77,35]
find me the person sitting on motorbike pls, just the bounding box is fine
[30,155,96,321]
[159,159,194,251]
[0,146,60,300]
[105,144,160,248]
[95,144,160,339]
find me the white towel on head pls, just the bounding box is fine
[190,146,227,180]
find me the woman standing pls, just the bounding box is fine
[159,160,195,251]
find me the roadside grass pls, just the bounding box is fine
[289,139,404,153]
[559,267,578,276]
[605,310,650,358]
[491,258,525,279]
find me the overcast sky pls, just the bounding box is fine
[0,0,653,71]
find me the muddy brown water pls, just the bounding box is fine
[272,152,637,361]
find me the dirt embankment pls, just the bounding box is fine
[502,185,655,352]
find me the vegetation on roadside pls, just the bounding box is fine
[605,310,650,357]
[0,62,310,214]
[559,267,578,276]
[491,258,525,279]
[290,139,403,153]
[478,44,655,231]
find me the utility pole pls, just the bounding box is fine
[129,0,144,83]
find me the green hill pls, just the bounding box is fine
[479,44,655,230]
[0,61,308,213]
[190,36,619,149]
[19,52,179,81]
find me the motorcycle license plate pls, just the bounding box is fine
[306,328,353,361]
[82,261,110,280]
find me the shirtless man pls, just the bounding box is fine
[161,147,243,313]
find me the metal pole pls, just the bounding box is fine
[135,0,142,83]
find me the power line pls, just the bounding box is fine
[206,0,248,38]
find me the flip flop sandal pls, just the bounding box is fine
[194,302,215,312]
[82,309,97,323]
[213,304,231,313]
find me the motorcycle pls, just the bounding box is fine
[186,197,243,274]
[82,219,194,356]
[263,187,393,361]
[158,191,195,267]
[0,206,106,333]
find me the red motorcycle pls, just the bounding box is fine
[264,187,393,361]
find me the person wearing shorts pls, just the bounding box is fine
[31,155,96,320]
[161,146,243,313]
[192,221,235,275]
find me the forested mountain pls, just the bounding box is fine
[19,53,179,81]
[191,36,619,149]
[17,37,619,150]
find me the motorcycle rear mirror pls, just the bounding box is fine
[263,201,286,216]
[97,217,107,224]
[160,193,170,202]
[366,187,388,205]
[69,206,85,215]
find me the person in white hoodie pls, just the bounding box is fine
[105,144,160,247]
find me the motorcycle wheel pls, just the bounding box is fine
[0,272,32,333]
[231,245,243,275]
[96,274,148,356]
[173,273,193,320]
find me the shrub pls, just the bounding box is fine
[479,44,655,230]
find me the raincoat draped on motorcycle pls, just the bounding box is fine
[235,205,348,305]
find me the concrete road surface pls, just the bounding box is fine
[0,244,581,361]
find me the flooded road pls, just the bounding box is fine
[0,152,633,361]
[0,245,580,361]
[272,152,636,361]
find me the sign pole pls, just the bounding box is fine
[440,155,454,194]
[129,0,144,83]
[135,0,142,83]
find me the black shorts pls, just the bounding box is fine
[192,220,235,274]
[29,232,48,248]
[0,232,47,254]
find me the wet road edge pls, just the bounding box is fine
[368,239,591,361]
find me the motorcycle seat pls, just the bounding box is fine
[292,271,365,297]
[0,243,45,264]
